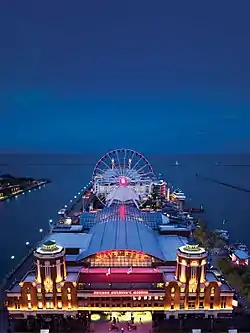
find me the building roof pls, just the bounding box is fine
[44,232,92,250]
[233,249,249,260]
[80,204,169,229]
[77,219,165,261]
[158,235,188,261]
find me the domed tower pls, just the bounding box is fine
[176,237,207,289]
[34,240,66,292]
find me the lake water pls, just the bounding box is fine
[0,153,250,282]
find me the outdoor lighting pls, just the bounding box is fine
[64,205,67,208]
[25,241,30,246]
[74,196,77,199]
[120,176,128,186]
[91,314,100,321]
[11,256,15,260]
[49,219,53,223]
[39,228,43,233]
[70,200,72,202]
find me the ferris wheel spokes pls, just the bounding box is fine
[92,148,155,206]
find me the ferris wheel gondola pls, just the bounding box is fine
[92,148,156,206]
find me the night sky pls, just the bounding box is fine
[1,1,250,154]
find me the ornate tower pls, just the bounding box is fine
[176,238,207,308]
[176,238,207,285]
[34,240,66,308]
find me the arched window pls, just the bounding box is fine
[171,287,175,293]
[210,287,215,295]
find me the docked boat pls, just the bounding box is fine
[214,229,230,240]
[58,208,67,215]
[234,242,248,252]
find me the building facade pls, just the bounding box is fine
[6,208,234,321]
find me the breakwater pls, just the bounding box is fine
[196,174,250,194]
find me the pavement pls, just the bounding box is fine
[90,315,152,333]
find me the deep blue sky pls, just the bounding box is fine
[1,0,250,154]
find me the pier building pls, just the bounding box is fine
[5,149,235,323]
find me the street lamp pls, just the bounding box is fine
[64,205,67,208]
[74,196,77,199]
[49,219,53,223]
[39,228,43,233]
[11,255,15,260]
[25,241,30,246]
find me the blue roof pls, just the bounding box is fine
[80,204,164,229]
[234,249,249,260]
[77,219,165,261]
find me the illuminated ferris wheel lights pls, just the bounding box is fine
[92,148,155,206]
[120,176,128,186]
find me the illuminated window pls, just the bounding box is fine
[68,302,72,309]
[27,294,31,301]
[189,285,196,293]
[86,250,154,267]
[210,287,215,295]
[38,302,43,309]
[67,294,72,300]
[180,287,185,293]
[46,302,53,309]
[37,288,42,293]
[57,287,61,293]
[67,288,71,293]
[57,301,62,308]
[200,287,204,293]
[171,287,175,293]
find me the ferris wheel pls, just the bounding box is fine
[92,148,155,206]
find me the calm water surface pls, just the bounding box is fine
[0,154,249,281]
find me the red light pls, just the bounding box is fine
[119,176,127,186]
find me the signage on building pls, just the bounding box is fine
[93,290,148,296]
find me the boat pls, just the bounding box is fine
[214,229,230,240]
[58,208,67,215]
[234,242,248,252]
